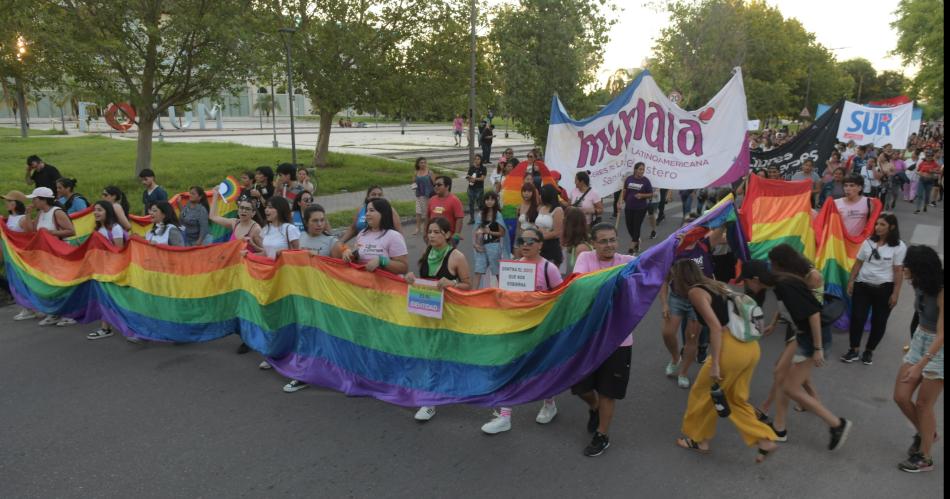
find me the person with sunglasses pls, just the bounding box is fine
[210,193,263,252]
[481,227,562,434]
[101,186,132,231]
[570,223,634,456]
[292,191,315,232]
[842,213,906,365]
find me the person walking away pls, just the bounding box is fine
[453,114,464,147]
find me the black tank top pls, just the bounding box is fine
[420,248,460,281]
[692,284,730,328]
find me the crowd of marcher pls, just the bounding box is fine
[1,122,943,469]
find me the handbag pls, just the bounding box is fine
[820,294,846,326]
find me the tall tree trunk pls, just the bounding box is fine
[15,77,29,138]
[135,116,156,177]
[313,111,338,167]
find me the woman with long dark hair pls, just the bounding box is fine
[102,185,132,231]
[570,171,603,227]
[341,198,409,275]
[407,216,473,421]
[250,196,300,260]
[516,182,540,238]
[842,213,906,365]
[671,260,778,462]
[561,207,593,274]
[472,191,505,288]
[87,201,127,340]
[339,186,403,245]
[181,186,211,246]
[146,201,184,247]
[893,245,944,473]
[536,184,564,267]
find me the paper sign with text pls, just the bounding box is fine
[407,279,444,319]
[499,260,537,292]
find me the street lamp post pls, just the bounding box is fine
[270,76,278,148]
[468,0,476,165]
[279,28,298,166]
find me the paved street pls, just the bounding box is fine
[0,189,943,498]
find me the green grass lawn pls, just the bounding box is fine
[0,135,416,214]
[0,127,64,137]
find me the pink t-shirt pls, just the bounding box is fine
[570,187,600,225]
[356,229,408,263]
[453,118,464,132]
[834,196,870,238]
[574,251,636,346]
[526,258,563,292]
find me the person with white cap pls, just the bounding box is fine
[25,187,76,326]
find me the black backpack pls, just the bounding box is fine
[60,193,90,212]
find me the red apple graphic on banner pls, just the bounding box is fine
[698,107,715,123]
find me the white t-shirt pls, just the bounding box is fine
[97,225,125,246]
[355,229,407,263]
[855,239,907,285]
[861,165,880,192]
[834,197,870,238]
[261,223,301,259]
[6,214,26,233]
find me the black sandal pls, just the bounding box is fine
[754,407,772,425]
[755,446,775,463]
[676,437,710,454]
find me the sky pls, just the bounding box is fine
[596,0,913,86]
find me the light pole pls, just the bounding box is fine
[279,27,298,166]
[270,76,278,148]
[14,35,29,138]
[468,0,476,165]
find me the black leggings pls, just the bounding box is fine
[848,281,895,351]
[624,207,648,245]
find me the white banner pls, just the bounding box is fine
[544,68,750,194]
[747,119,761,131]
[836,101,914,149]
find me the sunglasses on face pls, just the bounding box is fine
[517,237,540,246]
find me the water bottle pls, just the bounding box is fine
[710,383,730,418]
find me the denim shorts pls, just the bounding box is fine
[793,325,833,363]
[903,327,944,380]
[669,292,697,321]
[474,241,502,275]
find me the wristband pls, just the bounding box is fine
[379,255,389,268]
[452,233,461,241]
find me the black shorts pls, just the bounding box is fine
[571,346,632,400]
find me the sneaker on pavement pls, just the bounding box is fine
[665,361,679,377]
[258,360,272,370]
[649,230,657,239]
[414,406,437,421]
[861,351,873,365]
[899,453,934,473]
[536,401,558,424]
[587,410,600,434]
[481,416,512,434]
[13,310,37,321]
[283,380,309,393]
[56,317,77,327]
[828,417,852,451]
[840,349,860,363]
[769,424,788,442]
[86,328,114,340]
[38,315,60,326]
[584,432,610,457]
[677,375,691,389]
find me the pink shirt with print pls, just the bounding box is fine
[573,251,636,346]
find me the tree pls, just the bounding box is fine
[651,0,854,119]
[838,58,878,101]
[490,0,613,146]
[264,0,431,167]
[253,93,281,118]
[891,0,944,114]
[39,1,262,176]
[874,70,911,101]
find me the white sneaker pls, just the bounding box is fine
[56,317,77,327]
[536,401,558,424]
[665,361,680,377]
[677,375,691,389]
[414,406,436,421]
[481,416,512,434]
[282,380,308,393]
[13,309,37,321]
[38,315,60,326]
[258,361,272,370]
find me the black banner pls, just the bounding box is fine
[751,100,844,177]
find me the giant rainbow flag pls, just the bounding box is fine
[739,175,816,261]
[1,199,744,407]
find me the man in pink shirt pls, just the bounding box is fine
[570,222,635,457]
